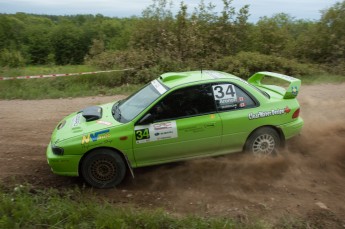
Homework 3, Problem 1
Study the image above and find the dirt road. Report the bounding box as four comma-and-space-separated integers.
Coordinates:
1, 84, 345, 227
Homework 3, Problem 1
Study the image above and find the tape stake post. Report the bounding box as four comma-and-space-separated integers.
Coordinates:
0, 68, 134, 81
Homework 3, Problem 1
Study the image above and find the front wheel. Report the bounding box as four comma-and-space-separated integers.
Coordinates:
244, 127, 281, 157
81, 149, 126, 188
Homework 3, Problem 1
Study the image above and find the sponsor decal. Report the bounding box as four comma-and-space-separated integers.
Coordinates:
81, 129, 110, 144
135, 121, 178, 144
71, 113, 82, 127
210, 114, 216, 119
291, 86, 298, 95
239, 103, 246, 108
248, 107, 290, 120
151, 79, 167, 94
96, 120, 112, 126
221, 104, 238, 109
212, 84, 237, 108
238, 97, 244, 102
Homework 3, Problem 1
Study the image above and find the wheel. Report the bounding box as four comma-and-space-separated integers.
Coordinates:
244, 127, 281, 157
81, 149, 126, 188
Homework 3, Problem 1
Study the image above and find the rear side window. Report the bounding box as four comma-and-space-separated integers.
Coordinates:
212, 83, 256, 111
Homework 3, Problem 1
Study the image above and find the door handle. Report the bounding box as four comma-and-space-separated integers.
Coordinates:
204, 122, 216, 128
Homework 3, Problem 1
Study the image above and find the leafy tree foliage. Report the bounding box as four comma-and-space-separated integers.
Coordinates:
0, 0, 344, 77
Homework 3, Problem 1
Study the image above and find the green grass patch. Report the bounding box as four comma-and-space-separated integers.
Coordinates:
0, 65, 100, 78
0, 65, 142, 99
0, 183, 266, 229
0, 72, 142, 99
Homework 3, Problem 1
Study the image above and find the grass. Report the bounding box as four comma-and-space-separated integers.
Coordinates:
0, 75, 142, 99
0, 183, 267, 229
0, 65, 100, 77
0, 65, 344, 100
0, 67, 142, 99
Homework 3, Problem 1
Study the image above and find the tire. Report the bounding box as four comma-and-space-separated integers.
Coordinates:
81, 149, 126, 188
244, 127, 281, 157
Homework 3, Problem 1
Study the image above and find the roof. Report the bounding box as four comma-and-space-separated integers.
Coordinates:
158, 70, 240, 88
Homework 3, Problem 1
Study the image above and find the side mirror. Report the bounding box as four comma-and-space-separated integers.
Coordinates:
138, 113, 153, 125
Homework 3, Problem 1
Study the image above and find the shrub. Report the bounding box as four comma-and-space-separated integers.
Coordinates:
213, 52, 324, 78
89, 50, 325, 84
88, 49, 186, 84
0, 49, 26, 67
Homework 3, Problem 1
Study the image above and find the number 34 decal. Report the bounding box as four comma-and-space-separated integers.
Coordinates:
212, 84, 236, 100
135, 128, 150, 140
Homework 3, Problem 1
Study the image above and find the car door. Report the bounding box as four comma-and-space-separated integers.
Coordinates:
212, 82, 259, 153
132, 83, 222, 167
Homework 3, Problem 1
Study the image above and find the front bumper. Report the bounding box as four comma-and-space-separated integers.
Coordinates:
279, 117, 304, 139
46, 142, 82, 177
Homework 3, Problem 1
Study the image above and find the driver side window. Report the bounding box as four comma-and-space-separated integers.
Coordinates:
149, 84, 216, 122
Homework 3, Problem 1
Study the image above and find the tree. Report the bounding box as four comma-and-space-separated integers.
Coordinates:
51, 22, 92, 65
319, 1, 345, 63
252, 13, 295, 56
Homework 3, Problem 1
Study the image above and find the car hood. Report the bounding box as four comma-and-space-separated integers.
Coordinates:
51, 102, 122, 143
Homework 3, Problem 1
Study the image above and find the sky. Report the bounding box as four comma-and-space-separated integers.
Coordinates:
0, 0, 341, 22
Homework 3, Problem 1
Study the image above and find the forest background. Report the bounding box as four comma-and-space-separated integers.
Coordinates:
0, 0, 344, 98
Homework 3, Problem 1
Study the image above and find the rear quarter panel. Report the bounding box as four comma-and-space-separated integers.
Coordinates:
218, 79, 301, 152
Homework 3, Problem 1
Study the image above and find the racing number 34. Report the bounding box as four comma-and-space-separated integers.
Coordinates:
213, 84, 236, 99
135, 128, 150, 140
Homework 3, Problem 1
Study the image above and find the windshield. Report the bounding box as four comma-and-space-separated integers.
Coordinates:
112, 82, 163, 123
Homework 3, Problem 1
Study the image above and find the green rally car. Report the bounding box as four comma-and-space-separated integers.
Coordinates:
47, 70, 303, 188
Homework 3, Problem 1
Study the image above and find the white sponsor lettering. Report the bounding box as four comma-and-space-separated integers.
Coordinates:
151, 79, 167, 95
248, 108, 287, 120
71, 113, 82, 127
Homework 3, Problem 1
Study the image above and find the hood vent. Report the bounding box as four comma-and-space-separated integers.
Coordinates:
80, 106, 102, 122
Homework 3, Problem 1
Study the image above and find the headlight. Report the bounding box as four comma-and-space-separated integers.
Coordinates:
52, 144, 64, 155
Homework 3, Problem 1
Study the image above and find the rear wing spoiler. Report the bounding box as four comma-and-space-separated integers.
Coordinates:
248, 71, 301, 99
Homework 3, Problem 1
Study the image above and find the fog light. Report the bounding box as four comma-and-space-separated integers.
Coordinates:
52, 145, 64, 155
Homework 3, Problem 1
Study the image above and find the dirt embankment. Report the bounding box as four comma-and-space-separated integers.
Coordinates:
1, 84, 345, 227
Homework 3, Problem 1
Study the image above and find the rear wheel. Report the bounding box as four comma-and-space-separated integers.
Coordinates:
81, 149, 126, 188
245, 127, 281, 157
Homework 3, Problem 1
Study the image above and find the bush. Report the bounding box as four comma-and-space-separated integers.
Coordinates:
89, 50, 325, 84
323, 62, 345, 75
88, 49, 188, 84
213, 52, 324, 78
0, 49, 26, 67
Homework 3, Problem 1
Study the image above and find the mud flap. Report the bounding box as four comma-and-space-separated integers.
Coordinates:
123, 154, 135, 178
